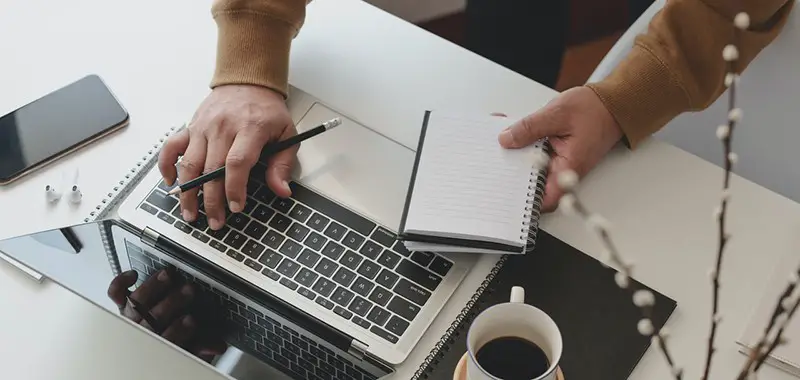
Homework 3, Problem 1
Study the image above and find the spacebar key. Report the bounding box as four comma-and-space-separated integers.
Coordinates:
289, 182, 376, 236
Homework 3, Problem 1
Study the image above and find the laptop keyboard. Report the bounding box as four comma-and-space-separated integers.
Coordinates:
124, 241, 377, 380
137, 163, 454, 346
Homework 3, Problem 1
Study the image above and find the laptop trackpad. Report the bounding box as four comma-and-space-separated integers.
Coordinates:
292, 102, 415, 230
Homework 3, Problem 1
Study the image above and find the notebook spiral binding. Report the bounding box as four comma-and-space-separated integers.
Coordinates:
411, 139, 552, 379
87, 124, 184, 276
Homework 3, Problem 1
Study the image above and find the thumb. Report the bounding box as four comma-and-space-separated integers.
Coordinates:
498, 108, 562, 149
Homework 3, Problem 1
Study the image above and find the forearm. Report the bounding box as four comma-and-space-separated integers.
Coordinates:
210, 0, 310, 98
586, 0, 794, 148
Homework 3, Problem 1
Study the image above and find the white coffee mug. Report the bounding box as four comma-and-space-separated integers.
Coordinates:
464, 286, 563, 380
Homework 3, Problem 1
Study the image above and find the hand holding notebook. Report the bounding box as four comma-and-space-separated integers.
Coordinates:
398, 111, 549, 254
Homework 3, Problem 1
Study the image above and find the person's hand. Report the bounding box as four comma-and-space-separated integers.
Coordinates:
159, 85, 297, 230
498, 86, 623, 212
107, 268, 227, 362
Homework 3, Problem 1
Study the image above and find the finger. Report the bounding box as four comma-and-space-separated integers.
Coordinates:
542, 155, 572, 213
192, 339, 228, 358
226, 130, 266, 213
266, 125, 298, 198
203, 133, 235, 230
158, 129, 190, 186
161, 315, 197, 347
145, 284, 195, 331
498, 108, 563, 149
177, 137, 207, 222
107, 270, 138, 308
130, 268, 173, 310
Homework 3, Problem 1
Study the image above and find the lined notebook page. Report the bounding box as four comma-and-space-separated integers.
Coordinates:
404, 112, 541, 247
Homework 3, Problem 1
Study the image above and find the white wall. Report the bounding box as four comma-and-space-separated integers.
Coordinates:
365, 0, 465, 23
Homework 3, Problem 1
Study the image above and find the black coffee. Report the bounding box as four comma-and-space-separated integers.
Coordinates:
475, 336, 550, 380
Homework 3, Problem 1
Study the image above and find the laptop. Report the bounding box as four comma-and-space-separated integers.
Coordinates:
0, 87, 477, 379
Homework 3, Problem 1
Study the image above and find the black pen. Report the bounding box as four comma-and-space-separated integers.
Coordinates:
168, 117, 341, 196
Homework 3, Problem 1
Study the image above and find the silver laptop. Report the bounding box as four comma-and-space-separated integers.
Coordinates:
1, 87, 477, 379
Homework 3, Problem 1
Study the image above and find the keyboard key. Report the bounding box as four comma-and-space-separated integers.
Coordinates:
359, 241, 383, 260
290, 183, 377, 236
207, 225, 230, 240
318, 361, 336, 377
140, 203, 159, 215
253, 186, 275, 204
351, 277, 375, 297
242, 240, 266, 259
268, 213, 292, 232
147, 191, 178, 212
342, 231, 365, 250
315, 258, 338, 277
429, 256, 453, 276
228, 213, 251, 231
246, 180, 260, 195
174, 221, 192, 234
189, 214, 209, 231
288, 204, 312, 222
277, 260, 301, 277
279, 239, 303, 258
347, 297, 373, 317
244, 197, 258, 214
366, 307, 391, 326
388, 296, 420, 321
315, 296, 335, 310
385, 316, 410, 337
394, 278, 431, 306
376, 270, 399, 289
226, 249, 246, 262
287, 223, 310, 242
356, 260, 380, 280
353, 316, 371, 329
339, 250, 363, 270
262, 229, 285, 249
295, 268, 318, 287
396, 259, 441, 291
321, 241, 346, 260
280, 277, 299, 291
410, 251, 435, 267
323, 222, 346, 241
272, 197, 294, 214
209, 240, 226, 253
297, 287, 315, 300
297, 249, 321, 268
308, 213, 330, 232
312, 277, 336, 297
158, 180, 175, 192
158, 212, 176, 224
192, 231, 211, 243
262, 268, 280, 281
252, 205, 275, 223
304, 232, 328, 251
377, 250, 401, 269
331, 287, 355, 307
223, 231, 247, 250
249, 162, 267, 183
333, 267, 357, 287
333, 306, 354, 320
368, 286, 392, 307
371, 227, 396, 247
258, 249, 283, 269
245, 259, 264, 272
393, 241, 411, 257
243, 221, 268, 240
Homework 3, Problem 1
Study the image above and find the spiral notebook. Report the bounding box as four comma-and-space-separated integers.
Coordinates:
398, 111, 548, 254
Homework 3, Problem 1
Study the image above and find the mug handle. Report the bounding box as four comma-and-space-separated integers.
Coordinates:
510, 286, 525, 303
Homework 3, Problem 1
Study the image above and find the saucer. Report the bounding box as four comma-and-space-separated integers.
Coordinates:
453, 352, 564, 380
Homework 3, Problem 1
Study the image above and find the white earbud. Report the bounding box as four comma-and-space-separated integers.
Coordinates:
68, 184, 82, 204
45, 184, 62, 203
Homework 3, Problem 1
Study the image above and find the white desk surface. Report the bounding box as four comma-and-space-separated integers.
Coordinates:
1, 0, 798, 379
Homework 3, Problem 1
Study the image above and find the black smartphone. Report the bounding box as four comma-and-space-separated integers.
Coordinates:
0, 74, 129, 185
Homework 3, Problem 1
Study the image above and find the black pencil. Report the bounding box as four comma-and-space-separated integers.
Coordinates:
168, 117, 342, 196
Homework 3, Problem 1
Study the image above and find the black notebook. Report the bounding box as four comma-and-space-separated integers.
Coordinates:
398, 111, 549, 254
411, 231, 677, 379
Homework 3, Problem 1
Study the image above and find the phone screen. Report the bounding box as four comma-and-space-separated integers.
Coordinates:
0, 74, 129, 182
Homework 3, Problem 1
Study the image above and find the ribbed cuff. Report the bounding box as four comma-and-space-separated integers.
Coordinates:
211, 11, 294, 98
585, 43, 691, 149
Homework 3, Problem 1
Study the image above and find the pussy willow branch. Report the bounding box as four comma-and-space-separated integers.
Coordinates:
562, 194, 683, 380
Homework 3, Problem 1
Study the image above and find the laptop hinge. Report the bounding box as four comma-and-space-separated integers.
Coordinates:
141, 227, 160, 248
348, 339, 368, 360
